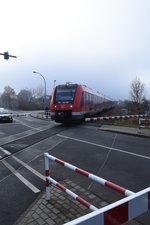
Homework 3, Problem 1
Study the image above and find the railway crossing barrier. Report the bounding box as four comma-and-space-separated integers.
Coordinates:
85, 114, 148, 122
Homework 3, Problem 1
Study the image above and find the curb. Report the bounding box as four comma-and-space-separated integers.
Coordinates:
99, 127, 150, 138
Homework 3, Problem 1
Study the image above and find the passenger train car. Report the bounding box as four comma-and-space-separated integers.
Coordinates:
50, 83, 113, 123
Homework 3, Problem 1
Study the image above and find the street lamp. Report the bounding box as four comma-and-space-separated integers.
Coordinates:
33, 71, 46, 110
54, 80, 56, 89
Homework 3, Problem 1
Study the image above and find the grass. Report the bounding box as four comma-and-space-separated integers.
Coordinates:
98, 118, 140, 128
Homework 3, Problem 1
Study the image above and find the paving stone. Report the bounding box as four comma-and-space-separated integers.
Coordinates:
36, 217, 45, 225
46, 218, 55, 225
15, 179, 146, 225
100, 201, 108, 207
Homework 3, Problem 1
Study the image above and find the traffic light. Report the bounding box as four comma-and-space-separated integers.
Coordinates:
0, 51, 17, 60
4, 52, 9, 60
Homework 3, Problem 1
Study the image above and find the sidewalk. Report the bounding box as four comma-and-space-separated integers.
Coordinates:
14, 180, 145, 225
14, 123, 150, 225
99, 125, 150, 138
14, 180, 109, 225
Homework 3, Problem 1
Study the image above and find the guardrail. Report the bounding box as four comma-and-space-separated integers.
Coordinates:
44, 153, 150, 224
44, 153, 134, 212
64, 187, 150, 225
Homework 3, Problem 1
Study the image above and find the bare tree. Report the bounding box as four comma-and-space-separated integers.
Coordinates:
130, 77, 145, 104
1, 86, 16, 109
30, 84, 44, 99
17, 89, 32, 109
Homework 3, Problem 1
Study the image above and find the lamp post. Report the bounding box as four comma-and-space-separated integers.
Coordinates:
33, 71, 46, 111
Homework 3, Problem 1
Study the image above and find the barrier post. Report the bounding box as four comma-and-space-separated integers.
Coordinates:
44, 152, 50, 200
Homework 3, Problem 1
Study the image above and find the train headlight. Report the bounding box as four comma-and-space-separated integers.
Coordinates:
54, 105, 57, 108
70, 105, 73, 108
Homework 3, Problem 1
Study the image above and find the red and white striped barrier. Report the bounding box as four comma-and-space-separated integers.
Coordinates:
64, 187, 150, 225
44, 153, 134, 197
47, 176, 98, 211
85, 114, 148, 122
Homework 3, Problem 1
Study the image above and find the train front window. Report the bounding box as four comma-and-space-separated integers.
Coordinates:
55, 84, 77, 103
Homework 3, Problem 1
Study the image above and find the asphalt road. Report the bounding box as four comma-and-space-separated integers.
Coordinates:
0, 114, 150, 224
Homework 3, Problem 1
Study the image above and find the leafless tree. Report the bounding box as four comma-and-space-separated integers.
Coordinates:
130, 77, 145, 104
1, 86, 16, 109
30, 84, 44, 99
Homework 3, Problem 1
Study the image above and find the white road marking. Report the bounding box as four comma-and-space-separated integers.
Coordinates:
57, 134, 150, 160
12, 155, 45, 181
0, 128, 43, 146
0, 146, 45, 180
15, 119, 42, 131
24, 118, 33, 122
0, 146, 11, 155
2, 160, 40, 193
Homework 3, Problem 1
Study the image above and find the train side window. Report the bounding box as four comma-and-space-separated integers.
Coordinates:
80, 92, 84, 106
85, 92, 88, 104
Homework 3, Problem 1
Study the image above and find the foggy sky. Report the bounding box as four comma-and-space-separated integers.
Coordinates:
1, 0, 150, 100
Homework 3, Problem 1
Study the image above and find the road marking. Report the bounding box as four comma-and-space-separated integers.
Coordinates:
57, 134, 150, 160
0, 145, 45, 180
0, 129, 42, 146
2, 160, 40, 193
0, 146, 11, 155
24, 118, 33, 122
12, 155, 45, 181
14, 118, 42, 131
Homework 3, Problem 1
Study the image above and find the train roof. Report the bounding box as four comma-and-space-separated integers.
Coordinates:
55, 83, 112, 101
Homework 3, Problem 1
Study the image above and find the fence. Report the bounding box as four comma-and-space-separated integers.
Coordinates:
44, 153, 150, 224
85, 114, 148, 122
64, 187, 150, 225
44, 153, 135, 213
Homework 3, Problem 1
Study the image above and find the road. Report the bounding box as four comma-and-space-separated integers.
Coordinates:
0, 114, 150, 224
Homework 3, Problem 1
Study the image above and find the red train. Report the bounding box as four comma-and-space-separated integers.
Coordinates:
50, 83, 113, 123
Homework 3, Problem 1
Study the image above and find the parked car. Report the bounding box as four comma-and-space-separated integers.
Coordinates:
0, 108, 13, 123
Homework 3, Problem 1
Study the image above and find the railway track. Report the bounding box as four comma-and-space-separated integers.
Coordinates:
0, 124, 68, 160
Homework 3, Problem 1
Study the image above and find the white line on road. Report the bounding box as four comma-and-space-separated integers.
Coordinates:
57, 134, 150, 160
12, 155, 45, 181
14, 118, 42, 131
0, 146, 11, 155
2, 160, 40, 193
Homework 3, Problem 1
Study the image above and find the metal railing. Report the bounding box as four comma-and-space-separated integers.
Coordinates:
44, 153, 134, 212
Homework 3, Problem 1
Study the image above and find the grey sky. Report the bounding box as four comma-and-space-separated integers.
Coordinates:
1, 0, 150, 100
